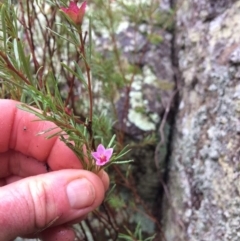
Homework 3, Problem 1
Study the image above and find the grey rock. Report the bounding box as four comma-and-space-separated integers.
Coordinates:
163, 0, 240, 241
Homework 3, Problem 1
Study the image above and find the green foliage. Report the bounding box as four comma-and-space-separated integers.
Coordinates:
0, 0, 133, 172
147, 33, 163, 45
119, 222, 156, 241
108, 194, 126, 210
0, 0, 173, 239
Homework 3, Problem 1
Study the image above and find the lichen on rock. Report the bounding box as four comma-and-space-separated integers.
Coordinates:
163, 0, 240, 241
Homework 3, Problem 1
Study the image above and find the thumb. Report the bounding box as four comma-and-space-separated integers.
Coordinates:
0, 169, 105, 240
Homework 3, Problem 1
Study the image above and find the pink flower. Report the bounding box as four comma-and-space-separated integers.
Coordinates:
92, 144, 113, 166
60, 1, 86, 25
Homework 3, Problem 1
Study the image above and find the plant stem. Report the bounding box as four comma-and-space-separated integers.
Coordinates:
78, 31, 95, 150
79, 32, 93, 122
0, 51, 31, 85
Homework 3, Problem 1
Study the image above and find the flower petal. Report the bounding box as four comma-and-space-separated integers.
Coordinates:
105, 148, 113, 161
91, 151, 100, 161
69, 1, 80, 14
79, 1, 87, 13
96, 159, 106, 166
92, 144, 114, 166
97, 144, 105, 153
76, 1, 87, 23
60, 1, 86, 25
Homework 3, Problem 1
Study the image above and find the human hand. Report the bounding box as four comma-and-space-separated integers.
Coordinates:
0, 99, 109, 241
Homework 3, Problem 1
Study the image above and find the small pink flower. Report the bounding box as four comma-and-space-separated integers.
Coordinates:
92, 144, 113, 166
60, 1, 86, 25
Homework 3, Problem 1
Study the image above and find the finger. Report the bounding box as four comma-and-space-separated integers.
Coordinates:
0, 152, 110, 192
0, 151, 47, 178
0, 100, 82, 169
98, 170, 110, 191
47, 138, 82, 170
64, 215, 88, 226
0, 100, 58, 160
22, 225, 76, 241
0, 99, 17, 152
3, 170, 109, 199
0, 169, 105, 240
0, 154, 109, 192
0, 100, 109, 190
39, 225, 76, 241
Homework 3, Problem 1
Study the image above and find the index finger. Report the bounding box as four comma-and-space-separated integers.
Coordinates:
0, 99, 82, 170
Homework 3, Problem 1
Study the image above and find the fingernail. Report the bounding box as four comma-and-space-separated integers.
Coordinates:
67, 178, 95, 209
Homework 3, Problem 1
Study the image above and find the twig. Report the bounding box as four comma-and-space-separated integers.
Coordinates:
78, 31, 95, 150
0, 51, 31, 85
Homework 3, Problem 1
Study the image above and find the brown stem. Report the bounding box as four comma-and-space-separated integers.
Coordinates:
78, 31, 95, 150
78, 222, 88, 240
85, 219, 97, 241
102, 203, 119, 240
64, 75, 75, 107
19, 0, 42, 87
79, 32, 93, 122
113, 165, 165, 239
0, 51, 31, 85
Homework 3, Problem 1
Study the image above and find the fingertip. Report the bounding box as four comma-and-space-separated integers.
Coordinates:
47, 139, 83, 170
98, 170, 110, 192
40, 225, 76, 241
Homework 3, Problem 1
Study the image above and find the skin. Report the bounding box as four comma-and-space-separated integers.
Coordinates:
0, 99, 109, 240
